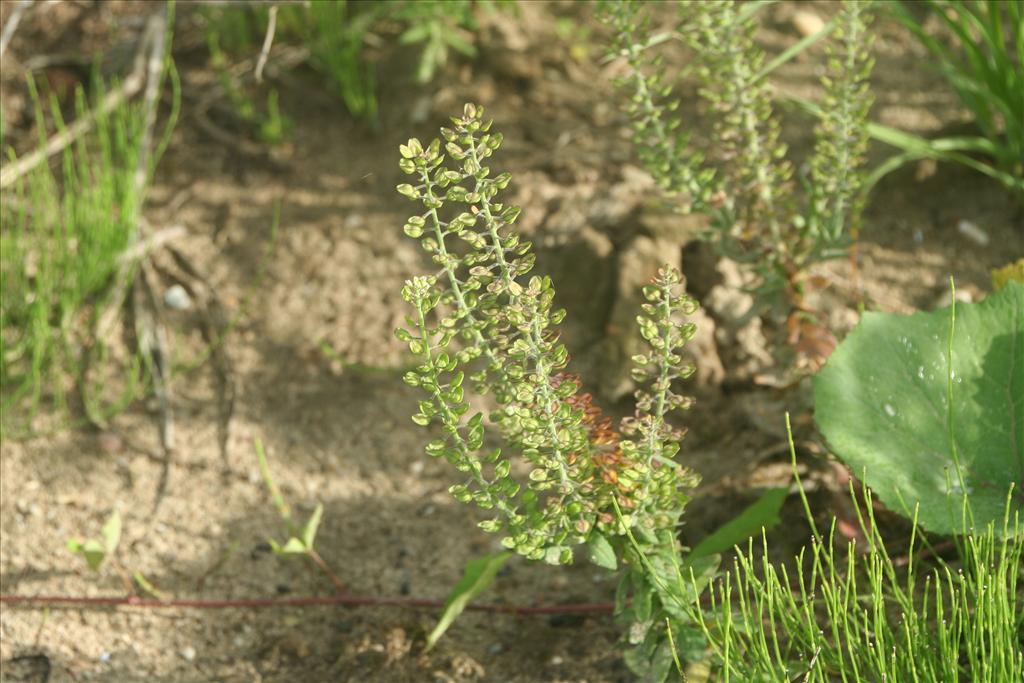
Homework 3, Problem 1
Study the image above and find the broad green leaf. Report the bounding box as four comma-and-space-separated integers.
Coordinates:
586, 531, 618, 570
425, 552, 511, 651
690, 488, 788, 559
633, 584, 653, 623
815, 282, 1024, 536
624, 628, 676, 683
671, 623, 710, 671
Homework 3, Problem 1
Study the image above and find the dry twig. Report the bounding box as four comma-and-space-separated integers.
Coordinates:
0, 592, 615, 616
129, 5, 169, 210
165, 246, 237, 475
116, 224, 187, 265
133, 260, 175, 517
95, 7, 170, 344
0, 8, 155, 190
254, 4, 279, 83
0, 0, 33, 59
116, 6, 174, 510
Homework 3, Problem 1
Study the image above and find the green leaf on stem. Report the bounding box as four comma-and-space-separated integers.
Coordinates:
426, 552, 511, 651
689, 487, 787, 559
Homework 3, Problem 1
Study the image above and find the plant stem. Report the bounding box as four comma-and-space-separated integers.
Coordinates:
468, 141, 573, 490
0, 592, 614, 615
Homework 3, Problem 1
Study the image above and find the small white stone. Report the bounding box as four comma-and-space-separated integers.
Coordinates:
957, 219, 989, 246
410, 95, 432, 124
792, 10, 825, 38
181, 646, 196, 662
164, 284, 192, 310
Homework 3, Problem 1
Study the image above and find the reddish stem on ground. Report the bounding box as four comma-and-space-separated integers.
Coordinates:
0, 592, 614, 616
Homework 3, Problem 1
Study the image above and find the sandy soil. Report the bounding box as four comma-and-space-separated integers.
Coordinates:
1, 2, 1021, 682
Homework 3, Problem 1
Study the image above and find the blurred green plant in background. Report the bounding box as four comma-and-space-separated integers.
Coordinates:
602, 0, 875, 369
201, 0, 505, 127
1, 4, 178, 436
1, 64, 178, 435
889, 0, 1023, 195
395, 0, 481, 84
279, 1, 379, 121
206, 23, 292, 145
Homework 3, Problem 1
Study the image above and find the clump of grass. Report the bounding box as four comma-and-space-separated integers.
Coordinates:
690, 489, 1022, 681
1, 74, 162, 434
890, 0, 1024, 195
201, 0, 497, 126
627, 417, 1024, 682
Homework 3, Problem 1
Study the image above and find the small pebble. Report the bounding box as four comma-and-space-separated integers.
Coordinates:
957, 219, 989, 246
548, 613, 585, 629
550, 655, 564, 666
278, 634, 310, 659
181, 646, 196, 662
97, 432, 123, 455
488, 643, 504, 655
250, 542, 272, 559
792, 10, 825, 38
99, 651, 111, 663
164, 284, 193, 310
410, 95, 432, 124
